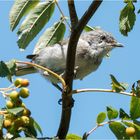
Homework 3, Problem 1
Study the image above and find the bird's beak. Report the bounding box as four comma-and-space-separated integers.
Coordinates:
113, 42, 124, 48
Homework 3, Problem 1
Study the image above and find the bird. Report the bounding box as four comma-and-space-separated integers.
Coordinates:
16, 28, 123, 84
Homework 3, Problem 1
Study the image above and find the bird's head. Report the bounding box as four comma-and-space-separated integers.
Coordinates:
83, 28, 123, 58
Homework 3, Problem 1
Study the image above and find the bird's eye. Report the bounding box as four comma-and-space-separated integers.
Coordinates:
101, 35, 106, 40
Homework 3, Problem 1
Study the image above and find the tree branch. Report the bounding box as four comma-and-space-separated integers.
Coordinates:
57, 0, 103, 139
71, 88, 136, 97
68, 0, 78, 29
65, 0, 103, 87
16, 61, 66, 89
83, 119, 134, 139
83, 120, 119, 139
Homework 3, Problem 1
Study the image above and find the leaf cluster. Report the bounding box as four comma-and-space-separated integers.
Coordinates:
0, 79, 42, 139
119, 0, 140, 36
95, 93, 140, 139
9, 0, 66, 52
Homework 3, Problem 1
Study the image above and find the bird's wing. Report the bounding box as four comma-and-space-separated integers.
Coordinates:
34, 43, 67, 74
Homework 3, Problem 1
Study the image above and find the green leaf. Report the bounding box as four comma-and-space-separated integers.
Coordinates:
130, 96, 140, 119
131, 81, 140, 97
119, 108, 130, 120
17, 0, 55, 49
123, 121, 140, 130
32, 118, 43, 136
119, 2, 136, 36
107, 106, 118, 120
124, 0, 137, 3
109, 122, 129, 139
0, 60, 17, 81
24, 126, 37, 138
6, 59, 17, 81
96, 112, 106, 124
133, 120, 140, 138
33, 19, 66, 54
0, 115, 4, 130
84, 25, 95, 32
0, 61, 11, 77
6, 59, 16, 73
9, 0, 39, 31
66, 134, 82, 140
138, 9, 140, 14
7, 107, 24, 116
110, 74, 126, 92
25, 117, 42, 137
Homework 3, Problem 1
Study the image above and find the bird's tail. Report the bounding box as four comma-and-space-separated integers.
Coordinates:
15, 63, 37, 76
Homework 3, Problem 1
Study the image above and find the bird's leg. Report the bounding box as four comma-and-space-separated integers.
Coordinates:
60, 66, 79, 79
52, 83, 63, 105
52, 83, 63, 92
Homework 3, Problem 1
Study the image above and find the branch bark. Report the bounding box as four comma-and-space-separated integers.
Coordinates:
68, 0, 78, 29
57, 1, 103, 139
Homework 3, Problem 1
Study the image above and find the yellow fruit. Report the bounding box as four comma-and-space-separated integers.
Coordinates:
21, 116, 30, 126
126, 127, 135, 136
6, 100, 14, 108
9, 91, 19, 100
21, 103, 26, 108
3, 119, 12, 128
21, 79, 29, 87
14, 78, 29, 87
14, 78, 22, 87
19, 88, 29, 98
23, 108, 31, 116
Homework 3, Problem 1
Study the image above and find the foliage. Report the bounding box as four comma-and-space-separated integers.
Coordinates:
66, 134, 82, 140
0, 78, 42, 139
110, 74, 127, 92
119, 0, 140, 36
9, 0, 40, 31
82, 76, 140, 139
96, 112, 106, 124
94, 92, 140, 139
33, 18, 66, 54
9, 0, 65, 51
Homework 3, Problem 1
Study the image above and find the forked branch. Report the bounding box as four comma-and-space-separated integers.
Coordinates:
57, 0, 103, 139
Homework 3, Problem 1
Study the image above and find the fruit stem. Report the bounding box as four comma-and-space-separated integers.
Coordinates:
16, 61, 66, 90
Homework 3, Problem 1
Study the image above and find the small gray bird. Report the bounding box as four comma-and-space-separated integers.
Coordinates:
16, 28, 123, 83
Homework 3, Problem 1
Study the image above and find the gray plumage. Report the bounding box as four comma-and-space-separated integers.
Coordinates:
16, 29, 123, 83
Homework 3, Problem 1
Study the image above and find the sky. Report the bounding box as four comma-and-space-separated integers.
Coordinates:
0, 0, 140, 139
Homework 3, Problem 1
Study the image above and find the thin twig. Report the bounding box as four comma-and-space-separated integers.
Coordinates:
83, 120, 121, 139
0, 91, 9, 98
0, 84, 17, 92
83, 119, 136, 139
71, 88, 135, 97
16, 61, 66, 90
55, 0, 71, 29
0, 110, 7, 115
